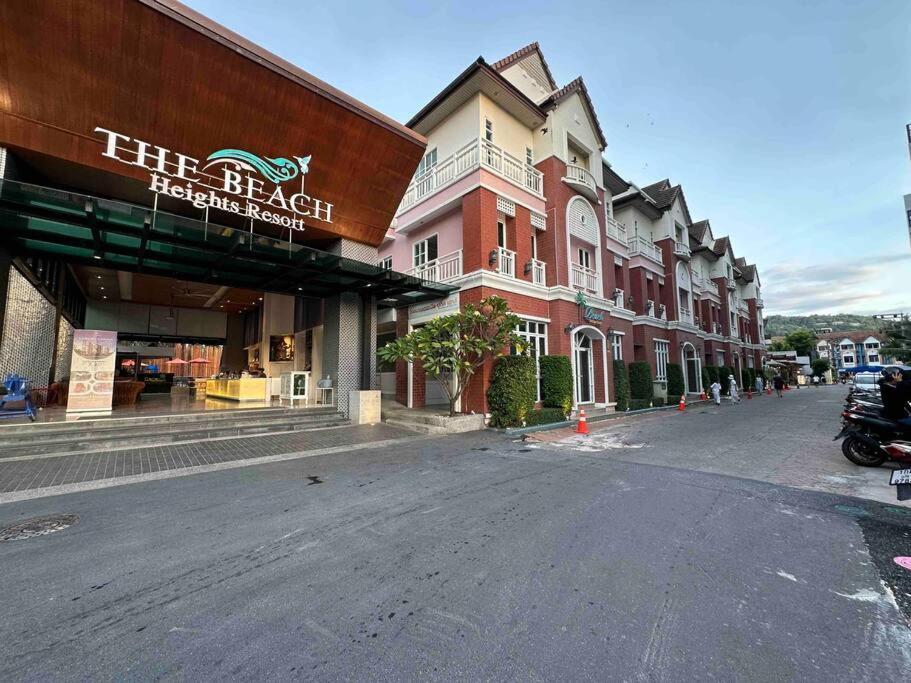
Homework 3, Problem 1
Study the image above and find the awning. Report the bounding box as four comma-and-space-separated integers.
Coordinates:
0, 180, 454, 308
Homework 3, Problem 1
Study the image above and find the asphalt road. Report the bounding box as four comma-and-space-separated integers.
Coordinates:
1, 390, 911, 680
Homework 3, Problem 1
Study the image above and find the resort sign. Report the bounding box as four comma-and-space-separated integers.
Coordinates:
94, 127, 333, 232
575, 291, 605, 323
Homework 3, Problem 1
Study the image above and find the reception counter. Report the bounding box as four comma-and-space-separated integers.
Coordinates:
206, 377, 269, 401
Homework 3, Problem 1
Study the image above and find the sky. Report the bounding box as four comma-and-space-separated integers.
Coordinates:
184, 0, 911, 317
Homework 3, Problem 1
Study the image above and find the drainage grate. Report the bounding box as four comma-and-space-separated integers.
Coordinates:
0, 514, 79, 541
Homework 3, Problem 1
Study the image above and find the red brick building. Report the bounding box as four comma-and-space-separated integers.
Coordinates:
378, 44, 767, 413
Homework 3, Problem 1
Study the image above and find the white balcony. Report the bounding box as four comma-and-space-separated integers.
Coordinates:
703, 279, 719, 296
756, 297, 764, 308
627, 234, 663, 265
679, 306, 693, 325
563, 164, 599, 202
606, 216, 627, 243
398, 138, 543, 214
725, 276, 736, 290
407, 249, 463, 283
674, 241, 691, 260
496, 246, 516, 278
530, 258, 546, 286
571, 263, 599, 295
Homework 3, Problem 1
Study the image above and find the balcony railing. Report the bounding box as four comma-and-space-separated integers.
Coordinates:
530, 258, 546, 286
398, 138, 543, 214
627, 234, 663, 265
703, 279, 719, 296
606, 216, 627, 243
725, 276, 736, 290
407, 249, 463, 283
571, 263, 599, 295
565, 164, 596, 193
497, 246, 516, 278
674, 241, 691, 259
679, 306, 693, 325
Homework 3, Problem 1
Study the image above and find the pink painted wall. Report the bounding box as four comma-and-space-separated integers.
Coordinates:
379, 208, 463, 272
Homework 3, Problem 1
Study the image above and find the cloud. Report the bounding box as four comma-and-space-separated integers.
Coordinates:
762, 253, 911, 315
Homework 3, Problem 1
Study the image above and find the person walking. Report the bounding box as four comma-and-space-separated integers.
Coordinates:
773, 373, 785, 398
754, 374, 764, 394
729, 374, 741, 404
710, 379, 722, 406
812, 375, 820, 387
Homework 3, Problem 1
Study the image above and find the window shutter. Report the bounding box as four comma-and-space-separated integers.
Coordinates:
568, 197, 598, 244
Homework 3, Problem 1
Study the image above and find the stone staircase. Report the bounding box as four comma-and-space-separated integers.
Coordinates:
0, 406, 348, 459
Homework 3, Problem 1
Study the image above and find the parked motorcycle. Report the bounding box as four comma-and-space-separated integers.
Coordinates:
834, 408, 911, 466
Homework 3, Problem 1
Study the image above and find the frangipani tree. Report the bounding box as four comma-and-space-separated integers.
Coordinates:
378, 296, 523, 417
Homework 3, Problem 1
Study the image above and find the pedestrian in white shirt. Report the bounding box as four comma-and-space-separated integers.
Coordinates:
729, 374, 741, 404
710, 380, 721, 406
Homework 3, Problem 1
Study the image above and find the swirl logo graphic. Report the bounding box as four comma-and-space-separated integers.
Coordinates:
203, 149, 311, 184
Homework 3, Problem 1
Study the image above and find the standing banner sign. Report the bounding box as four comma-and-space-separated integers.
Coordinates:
67, 330, 117, 413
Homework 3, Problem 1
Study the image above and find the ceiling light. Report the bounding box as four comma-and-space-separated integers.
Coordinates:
102, 295, 107, 299
92, 249, 102, 260
96, 275, 102, 280
99, 286, 104, 291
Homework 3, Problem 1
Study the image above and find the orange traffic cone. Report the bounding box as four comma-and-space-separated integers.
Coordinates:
576, 408, 589, 435
678, 395, 686, 412
699, 390, 707, 400
766, 386, 772, 395
747, 389, 752, 400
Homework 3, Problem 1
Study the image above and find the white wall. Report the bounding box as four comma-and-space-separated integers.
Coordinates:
423, 95, 481, 162
499, 62, 551, 103
546, 92, 604, 187
478, 93, 536, 162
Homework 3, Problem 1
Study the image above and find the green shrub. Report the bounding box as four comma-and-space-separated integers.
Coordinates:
652, 396, 666, 407
718, 366, 732, 395
701, 366, 711, 393
487, 355, 536, 428
524, 407, 568, 427
746, 368, 756, 390
628, 362, 653, 402
706, 365, 719, 384
539, 355, 573, 415
629, 398, 651, 411
666, 363, 685, 400
613, 359, 630, 412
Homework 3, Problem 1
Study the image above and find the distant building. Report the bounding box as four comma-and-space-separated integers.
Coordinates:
815, 330, 895, 373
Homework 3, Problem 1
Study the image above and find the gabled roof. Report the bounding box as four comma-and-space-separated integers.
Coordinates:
641, 179, 693, 225
738, 263, 757, 282
818, 330, 882, 344
539, 76, 608, 149
689, 219, 712, 243
711, 236, 735, 260
602, 162, 631, 196
406, 57, 546, 133
491, 41, 558, 91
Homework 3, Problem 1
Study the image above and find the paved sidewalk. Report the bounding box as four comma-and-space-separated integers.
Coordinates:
0, 424, 418, 500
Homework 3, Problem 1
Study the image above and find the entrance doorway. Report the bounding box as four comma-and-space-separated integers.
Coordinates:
574, 332, 595, 405
683, 342, 700, 394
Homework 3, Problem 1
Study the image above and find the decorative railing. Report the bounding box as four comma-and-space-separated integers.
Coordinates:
605, 216, 627, 243
497, 246, 516, 278
571, 263, 599, 294
565, 164, 596, 193
398, 138, 543, 214
679, 306, 693, 325
674, 242, 691, 258
627, 234, 663, 265
407, 249, 462, 283
530, 258, 546, 286
703, 279, 719, 296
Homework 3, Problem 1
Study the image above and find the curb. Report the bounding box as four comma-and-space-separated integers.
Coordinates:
504, 399, 714, 437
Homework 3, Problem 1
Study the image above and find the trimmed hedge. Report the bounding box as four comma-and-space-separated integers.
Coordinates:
539, 355, 573, 415
524, 407, 567, 427
718, 366, 732, 395
701, 366, 711, 393
629, 398, 651, 411
613, 359, 630, 412
487, 355, 536, 428
652, 396, 666, 407
629, 362, 654, 402
706, 365, 720, 384
666, 363, 685, 400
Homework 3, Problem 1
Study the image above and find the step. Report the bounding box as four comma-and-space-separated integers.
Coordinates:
0, 412, 348, 459
0, 406, 337, 436
383, 418, 451, 435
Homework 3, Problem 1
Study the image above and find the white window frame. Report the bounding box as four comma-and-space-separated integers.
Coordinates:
514, 320, 548, 402
531, 231, 538, 259
497, 220, 507, 249
869, 354, 880, 363
412, 234, 438, 269
526, 147, 533, 166
611, 333, 623, 361
655, 340, 670, 381
378, 256, 392, 271
485, 118, 494, 142
415, 148, 437, 176
578, 248, 591, 270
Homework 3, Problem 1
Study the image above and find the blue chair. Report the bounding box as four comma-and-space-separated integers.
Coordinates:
0, 374, 37, 421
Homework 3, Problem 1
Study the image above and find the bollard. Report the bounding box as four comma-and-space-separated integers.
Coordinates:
576, 408, 589, 435
678, 395, 686, 412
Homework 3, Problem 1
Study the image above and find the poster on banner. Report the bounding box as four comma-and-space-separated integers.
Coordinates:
67, 330, 118, 413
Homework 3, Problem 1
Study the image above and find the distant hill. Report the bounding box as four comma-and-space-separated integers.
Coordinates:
764, 314, 879, 338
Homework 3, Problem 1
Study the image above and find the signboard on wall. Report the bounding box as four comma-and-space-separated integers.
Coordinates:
409, 293, 460, 325
67, 330, 117, 413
